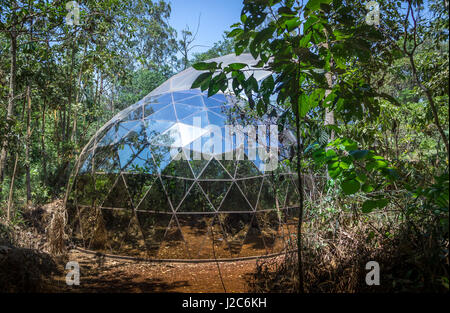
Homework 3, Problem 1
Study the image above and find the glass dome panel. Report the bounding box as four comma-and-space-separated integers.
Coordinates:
66, 54, 299, 260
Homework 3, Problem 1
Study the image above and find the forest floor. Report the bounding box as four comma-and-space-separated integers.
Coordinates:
1, 200, 282, 293
49, 249, 281, 293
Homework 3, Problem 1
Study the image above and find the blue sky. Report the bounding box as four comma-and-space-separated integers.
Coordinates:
168, 0, 244, 57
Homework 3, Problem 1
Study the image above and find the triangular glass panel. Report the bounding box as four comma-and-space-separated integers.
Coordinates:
101, 175, 133, 209
137, 176, 172, 213
176, 214, 215, 259
144, 102, 171, 117
157, 215, 189, 259
178, 122, 210, 147
210, 93, 227, 104
101, 208, 133, 255
96, 124, 117, 147
144, 93, 173, 113
255, 211, 285, 254
199, 158, 231, 180
160, 177, 193, 210
154, 93, 173, 104
93, 173, 120, 207
197, 215, 232, 259
175, 95, 204, 107
161, 156, 194, 178
236, 177, 263, 210
118, 143, 140, 169
198, 180, 232, 210
121, 145, 157, 174
188, 158, 209, 178
154, 123, 209, 148
235, 159, 262, 178
174, 103, 202, 120
180, 110, 209, 129
125, 107, 143, 121
218, 159, 237, 178
177, 182, 215, 212
145, 119, 175, 141
78, 206, 100, 247
123, 174, 157, 208
120, 213, 147, 258
256, 177, 277, 211
204, 96, 225, 108
217, 213, 253, 257
136, 211, 172, 258
218, 182, 253, 212
241, 214, 268, 257
172, 91, 198, 103
146, 103, 176, 122
150, 145, 175, 173
94, 146, 121, 173
207, 111, 227, 127
136, 212, 172, 257
188, 133, 213, 159
150, 123, 181, 147
121, 121, 147, 147
116, 121, 137, 140
74, 174, 96, 206
285, 178, 300, 208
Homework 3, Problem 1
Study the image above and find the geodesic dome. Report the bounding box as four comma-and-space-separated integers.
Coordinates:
66, 54, 300, 260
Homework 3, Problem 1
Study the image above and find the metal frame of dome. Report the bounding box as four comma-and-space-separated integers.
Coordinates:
65, 54, 300, 261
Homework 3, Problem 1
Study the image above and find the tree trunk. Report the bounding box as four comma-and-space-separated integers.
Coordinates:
0, 25, 17, 194
25, 86, 32, 205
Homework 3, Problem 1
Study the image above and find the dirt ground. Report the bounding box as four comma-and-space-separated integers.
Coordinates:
50, 249, 284, 293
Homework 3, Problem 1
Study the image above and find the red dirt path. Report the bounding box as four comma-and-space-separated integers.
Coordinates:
51, 249, 283, 293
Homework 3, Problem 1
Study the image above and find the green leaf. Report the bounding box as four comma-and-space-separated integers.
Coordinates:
208, 73, 227, 97
326, 149, 337, 158
361, 183, 374, 193
228, 28, 243, 38
278, 6, 296, 16
305, 0, 332, 12
362, 198, 388, 213
299, 93, 309, 117
342, 139, 358, 151
256, 99, 267, 116
192, 61, 217, 71
253, 26, 275, 47
362, 200, 377, 213
329, 167, 342, 178
284, 18, 301, 32
246, 75, 259, 93
304, 15, 319, 31
228, 63, 247, 70
191, 72, 212, 89
260, 75, 274, 93
341, 179, 360, 195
